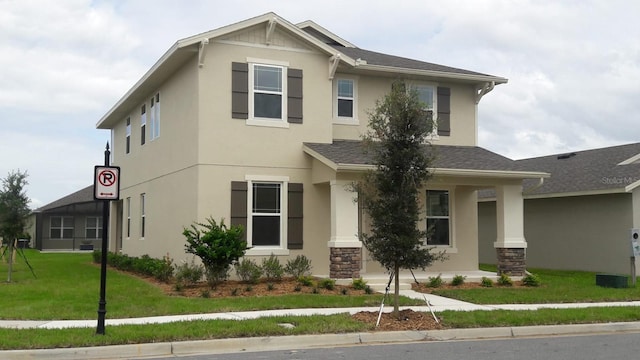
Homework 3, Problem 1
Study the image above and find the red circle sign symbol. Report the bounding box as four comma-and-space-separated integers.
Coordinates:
98, 170, 117, 187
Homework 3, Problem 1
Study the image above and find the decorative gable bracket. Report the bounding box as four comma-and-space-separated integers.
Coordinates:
476, 81, 495, 104
198, 38, 209, 68
329, 54, 341, 80
266, 17, 277, 45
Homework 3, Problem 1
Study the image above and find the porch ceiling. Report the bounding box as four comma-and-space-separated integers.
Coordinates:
303, 140, 549, 181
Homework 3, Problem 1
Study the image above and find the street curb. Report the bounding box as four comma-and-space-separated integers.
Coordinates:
4, 322, 640, 359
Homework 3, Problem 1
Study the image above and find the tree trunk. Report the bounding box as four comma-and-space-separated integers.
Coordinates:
393, 263, 400, 319
6, 239, 14, 282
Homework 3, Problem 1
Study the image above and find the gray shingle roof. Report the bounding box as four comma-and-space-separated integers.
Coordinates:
304, 140, 527, 172
516, 143, 640, 196
34, 185, 95, 212
331, 45, 494, 77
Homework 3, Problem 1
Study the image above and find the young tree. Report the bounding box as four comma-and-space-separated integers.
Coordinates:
0, 170, 30, 282
357, 80, 444, 317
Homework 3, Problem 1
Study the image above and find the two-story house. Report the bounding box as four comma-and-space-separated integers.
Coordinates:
96, 13, 548, 279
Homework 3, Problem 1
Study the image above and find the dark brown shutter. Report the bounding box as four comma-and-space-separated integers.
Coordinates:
231, 62, 249, 119
287, 183, 303, 249
230, 181, 247, 242
287, 68, 303, 124
437, 87, 451, 136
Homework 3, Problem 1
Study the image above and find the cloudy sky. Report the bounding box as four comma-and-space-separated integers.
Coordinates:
1, 0, 639, 209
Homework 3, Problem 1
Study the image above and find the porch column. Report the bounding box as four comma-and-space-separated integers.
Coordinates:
494, 184, 527, 276
328, 180, 362, 279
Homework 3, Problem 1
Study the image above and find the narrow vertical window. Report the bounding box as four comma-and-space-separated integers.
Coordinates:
140, 104, 146, 145
140, 193, 146, 238
337, 79, 354, 117
125, 117, 131, 154
126, 197, 131, 238
426, 190, 450, 246
150, 93, 160, 140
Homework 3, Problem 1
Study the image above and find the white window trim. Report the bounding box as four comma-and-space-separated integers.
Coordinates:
247, 58, 289, 129
425, 188, 456, 252
50, 216, 74, 240
333, 76, 359, 125
408, 81, 439, 139
244, 175, 290, 256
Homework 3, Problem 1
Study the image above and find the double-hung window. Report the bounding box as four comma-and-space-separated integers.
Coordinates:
140, 105, 146, 145
50, 216, 74, 239
150, 93, 160, 140
334, 78, 358, 124
426, 190, 450, 246
247, 60, 288, 127
85, 217, 102, 239
125, 117, 131, 154
412, 84, 437, 133
250, 182, 283, 247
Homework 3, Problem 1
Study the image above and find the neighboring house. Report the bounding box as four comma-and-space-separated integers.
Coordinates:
479, 143, 640, 275
96, 12, 547, 279
30, 186, 103, 251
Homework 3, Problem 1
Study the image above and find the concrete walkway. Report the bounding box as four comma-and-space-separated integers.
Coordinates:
3, 290, 640, 330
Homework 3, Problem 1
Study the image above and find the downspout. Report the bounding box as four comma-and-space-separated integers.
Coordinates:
523, 177, 545, 195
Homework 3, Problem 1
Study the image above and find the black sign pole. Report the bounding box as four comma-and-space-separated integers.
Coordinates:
96, 143, 111, 335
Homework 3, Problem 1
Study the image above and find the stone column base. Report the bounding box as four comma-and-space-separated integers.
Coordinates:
496, 248, 526, 276
329, 247, 361, 279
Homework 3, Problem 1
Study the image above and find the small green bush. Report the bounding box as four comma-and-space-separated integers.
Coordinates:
352, 277, 368, 290
522, 273, 541, 287
297, 275, 314, 287
175, 258, 204, 286
284, 255, 312, 278
200, 290, 210, 298
205, 266, 229, 289
428, 275, 444, 288
234, 258, 263, 284
294, 285, 302, 292
480, 277, 493, 287
318, 278, 336, 290
451, 274, 466, 286
311, 287, 320, 294
244, 285, 253, 293
262, 254, 284, 281
230, 288, 239, 296
92, 250, 101, 263
498, 273, 513, 286
341, 288, 349, 295
267, 283, 275, 291
364, 286, 374, 294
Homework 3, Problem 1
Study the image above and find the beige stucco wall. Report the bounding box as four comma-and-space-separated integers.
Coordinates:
479, 193, 635, 274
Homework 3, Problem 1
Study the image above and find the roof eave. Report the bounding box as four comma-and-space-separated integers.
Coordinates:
432, 168, 549, 179
353, 64, 508, 84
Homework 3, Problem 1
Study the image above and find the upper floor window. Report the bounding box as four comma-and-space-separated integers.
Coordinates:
413, 84, 435, 113
125, 117, 131, 154
140, 104, 146, 145
334, 78, 358, 124
250, 64, 286, 122
426, 190, 450, 246
150, 93, 160, 140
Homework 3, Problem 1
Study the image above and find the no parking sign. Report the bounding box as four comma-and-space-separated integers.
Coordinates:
94, 166, 120, 200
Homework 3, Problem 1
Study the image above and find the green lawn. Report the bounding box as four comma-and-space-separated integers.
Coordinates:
0, 250, 416, 320
3, 251, 640, 351
431, 264, 640, 304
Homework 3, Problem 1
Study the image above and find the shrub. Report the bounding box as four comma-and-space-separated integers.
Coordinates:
352, 277, 368, 290
244, 285, 253, 293
364, 286, 374, 294
451, 274, 466, 286
294, 285, 302, 292
522, 273, 541, 287
267, 283, 275, 291
200, 290, 210, 298
175, 258, 204, 286
284, 255, 312, 278
297, 275, 314, 287
427, 275, 444, 288
261, 254, 284, 281
153, 254, 174, 283
318, 278, 335, 290
231, 288, 239, 296
341, 288, 349, 295
480, 277, 493, 287
183, 217, 246, 288
92, 250, 101, 264
498, 273, 513, 286
234, 258, 263, 284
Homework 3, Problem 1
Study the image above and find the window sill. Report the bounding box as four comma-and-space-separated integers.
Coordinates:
246, 119, 290, 129
333, 117, 359, 126
245, 247, 290, 256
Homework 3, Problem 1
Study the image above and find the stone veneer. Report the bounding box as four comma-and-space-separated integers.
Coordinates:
329, 247, 361, 279
496, 248, 526, 276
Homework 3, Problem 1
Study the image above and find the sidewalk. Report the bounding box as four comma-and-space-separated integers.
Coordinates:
3, 291, 640, 359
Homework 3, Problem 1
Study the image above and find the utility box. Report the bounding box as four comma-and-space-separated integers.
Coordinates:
596, 274, 628, 288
